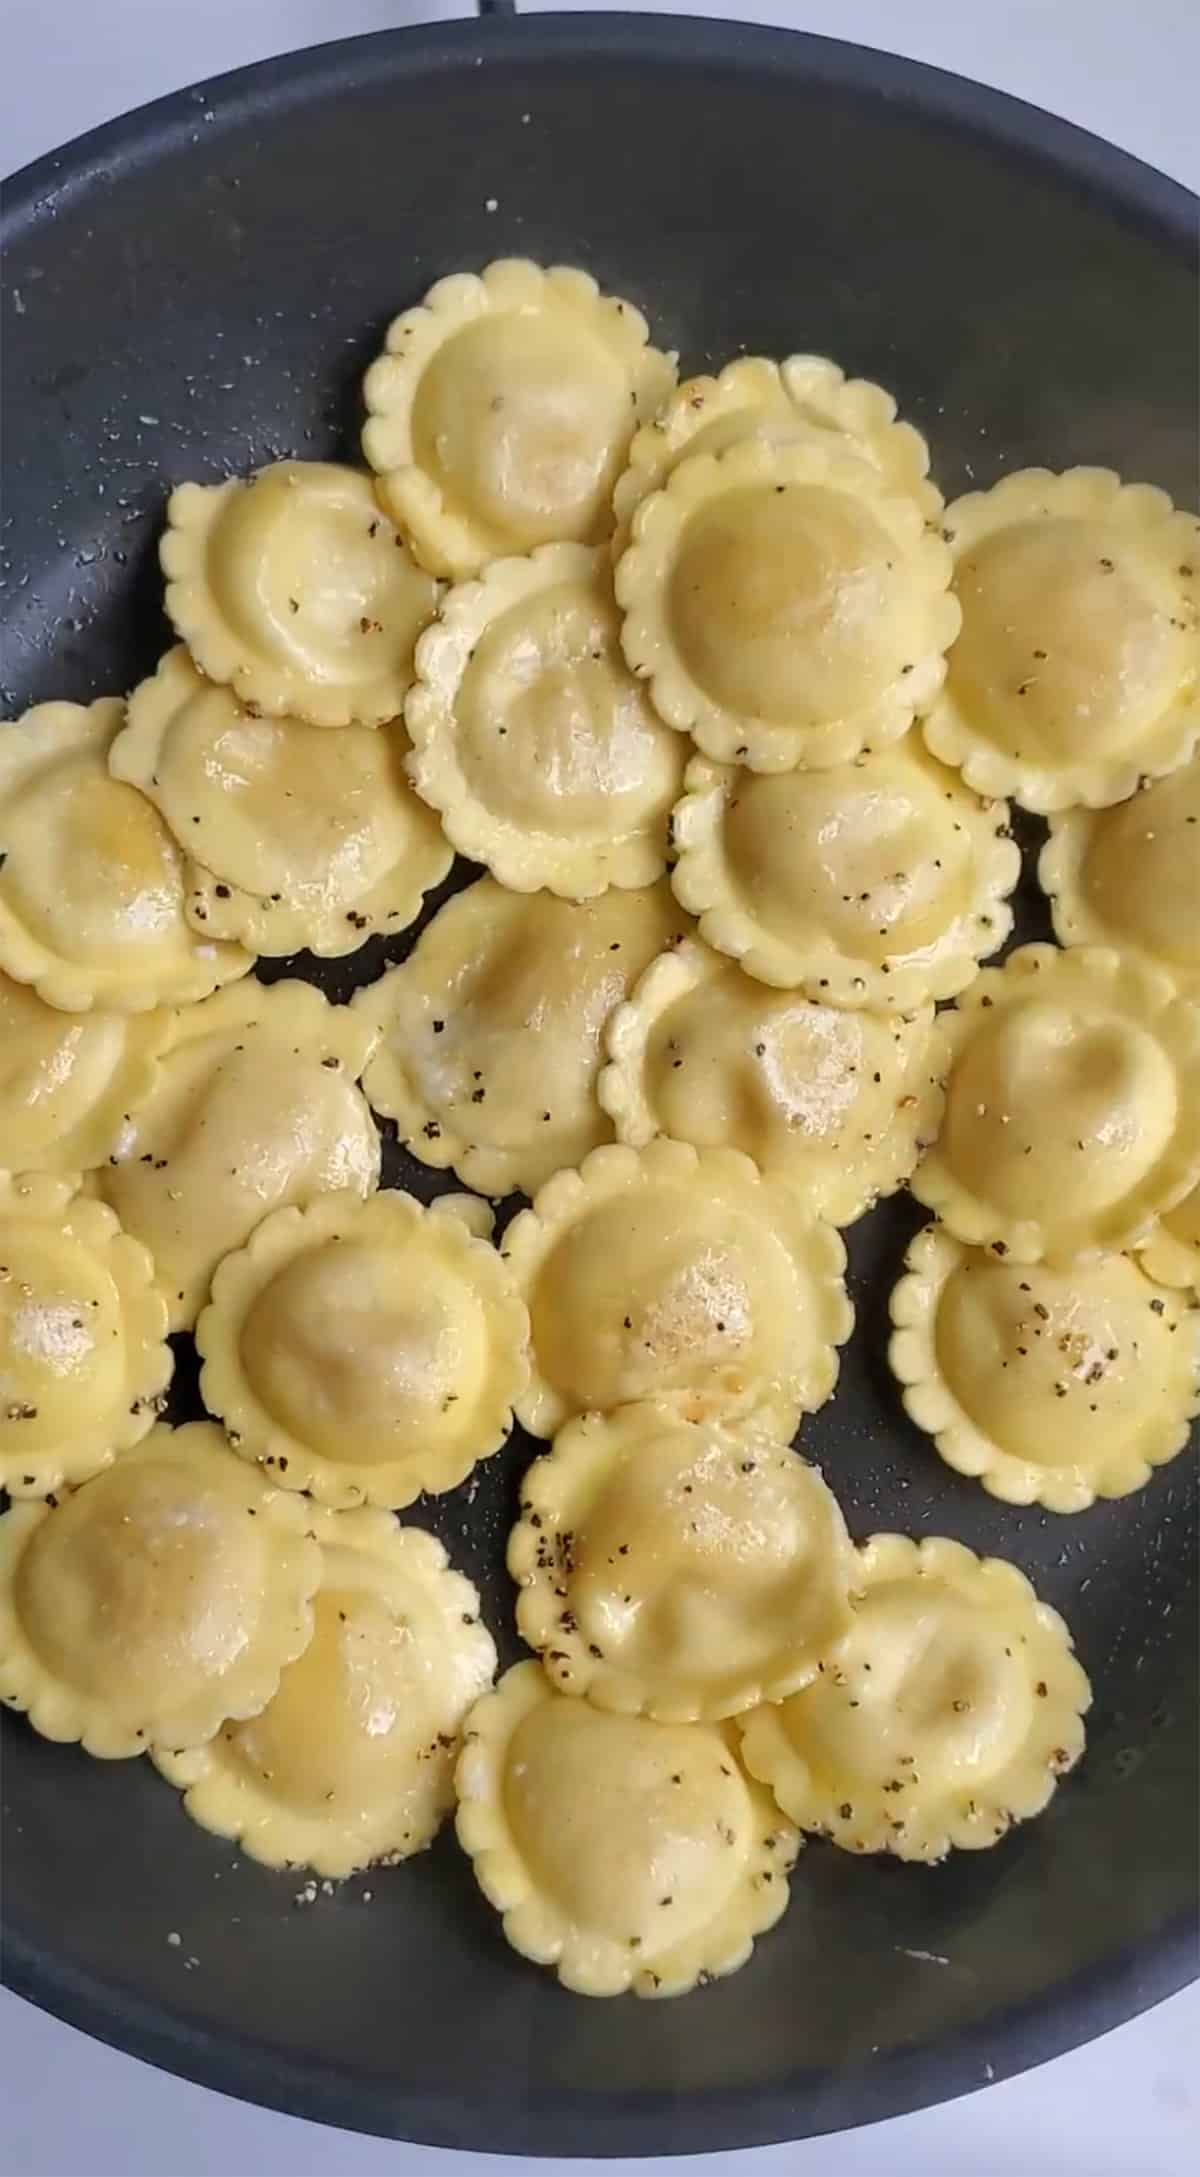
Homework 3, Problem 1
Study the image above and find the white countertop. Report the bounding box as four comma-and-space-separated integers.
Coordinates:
2, 5, 1197, 2172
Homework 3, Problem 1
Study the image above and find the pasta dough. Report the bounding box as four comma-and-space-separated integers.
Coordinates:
1040, 758, 1200, 997
94, 979, 380, 1332
502, 1136, 853, 1438
197, 1189, 528, 1509
362, 258, 675, 578
455, 1660, 799, 1997
0, 1422, 319, 1757
161, 462, 438, 728
600, 935, 941, 1222
739, 1534, 1091, 1861
0, 971, 168, 1176
670, 745, 1018, 1008
509, 1402, 854, 1719
0, 1171, 171, 1500
112, 647, 451, 958
157, 1510, 495, 1876
926, 468, 1199, 809
912, 944, 1200, 1262
405, 543, 686, 895
890, 1223, 1200, 1512
353, 877, 688, 1198
1137, 1182, 1200, 1296
617, 436, 960, 772
0, 698, 250, 1012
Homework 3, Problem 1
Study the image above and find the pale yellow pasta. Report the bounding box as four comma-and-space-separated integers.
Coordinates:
161, 462, 438, 728
740, 1534, 1091, 1861
456, 1661, 799, 1997
1137, 1181, 1200, 1296
157, 1509, 495, 1876
926, 468, 1199, 809
405, 543, 686, 896
890, 1223, 1200, 1512
197, 1189, 528, 1509
363, 259, 675, 578
912, 944, 1200, 1262
600, 936, 941, 1222
93, 979, 379, 1332
353, 877, 688, 1198
0, 698, 250, 1012
0, 971, 168, 1176
670, 746, 1018, 1009
502, 1136, 853, 1439
0, 1422, 319, 1757
509, 1402, 854, 1720
112, 648, 451, 958
0, 1171, 171, 1500
1040, 757, 1200, 996
617, 436, 959, 772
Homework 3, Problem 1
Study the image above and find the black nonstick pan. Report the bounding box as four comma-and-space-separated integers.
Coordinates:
1, 8, 1197, 2157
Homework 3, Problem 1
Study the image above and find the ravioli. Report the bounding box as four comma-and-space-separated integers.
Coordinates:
739, 1534, 1091, 1861
670, 745, 1018, 1009
509, 1403, 853, 1720
158, 1510, 495, 1876
611, 351, 941, 555
0, 1422, 319, 1757
926, 468, 1199, 809
502, 1136, 853, 1438
94, 979, 380, 1332
1040, 758, 1200, 997
197, 1189, 528, 1509
362, 258, 675, 578
912, 944, 1200, 1262
600, 936, 941, 1223
0, 971, 168, 1176
1137, 1181, 1200, 1296
112, 648, 451, 958
0, 1172, 171, 1500
455, 1660, 798, 1997
890, 1224, 1199, 1512
617, 436, 960, 772
0, 698, 251, 1011
161, 461, 438, 728
405, 543, 687, 896
353, 877, 689, 1198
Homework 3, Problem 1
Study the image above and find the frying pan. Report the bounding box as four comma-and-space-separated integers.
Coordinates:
1, 7, 1197, 2156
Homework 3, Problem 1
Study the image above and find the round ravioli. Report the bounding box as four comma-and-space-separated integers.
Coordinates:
739, 1534, 1091, 1862
670, 746, 1018, 1009
456, 1660, 798, 1998
405, 543, 687, 895
509, 1403, 854, 1720
1040, 758, 1200, 997
0, 1422, 319, 1758
0, 698, 251, 1012
617, 436, 959, 773
157, 1509, 495, 1876
362, 258, 675, 579
926, 468, 1199, 810
112, 648, 451, 958
890, 1224, 1200, 1512
0, 971, 168, 1176
94, 979, 380, 1332
161, 462, 438, 728
912, 944, 1200, 1263
197, 1189, 529, 1509
353, 877, 689, 1199
1137, 1181, 1200, 1296
0, 1172, 172, 1500
502, 1136, 853, 1439
600, 936, 941, 1223
611, 351, 941, 555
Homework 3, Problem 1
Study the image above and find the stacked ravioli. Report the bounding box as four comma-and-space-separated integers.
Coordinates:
1, 257, 1195, 2003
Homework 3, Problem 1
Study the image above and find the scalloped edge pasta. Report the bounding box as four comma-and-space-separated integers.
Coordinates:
455, 1660, 800, 1997
739, 1533, 1092, 1862
1039, 764, 1200, 999
889, 1222, 1200, 1512
925, 468, 1200, 810
0, 971, 169, 1177
1136, 1182, 1200, 1294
